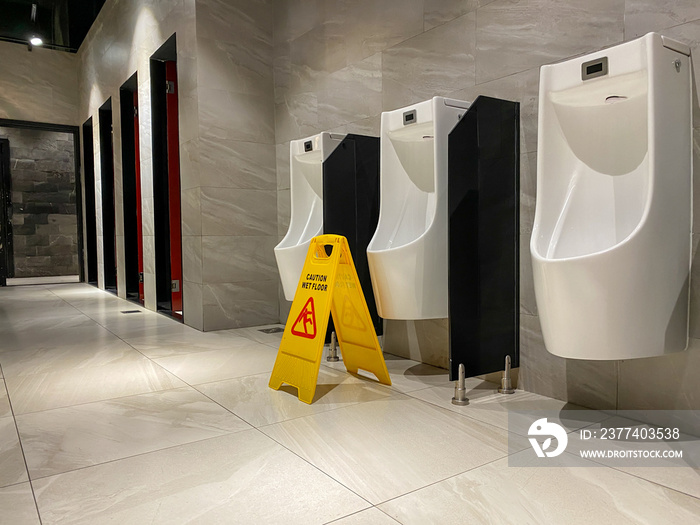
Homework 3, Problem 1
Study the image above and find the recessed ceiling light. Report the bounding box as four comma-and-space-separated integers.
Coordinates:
30, 36, 43, 46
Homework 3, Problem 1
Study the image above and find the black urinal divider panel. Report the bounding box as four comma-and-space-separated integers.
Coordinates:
323, 134, 382, 336
448, 96, 520, 380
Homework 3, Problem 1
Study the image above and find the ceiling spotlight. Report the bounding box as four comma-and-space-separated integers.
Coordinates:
30, 36, 43, 46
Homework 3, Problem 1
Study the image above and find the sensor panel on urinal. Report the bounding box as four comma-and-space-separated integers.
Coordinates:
531, 32, 692, 360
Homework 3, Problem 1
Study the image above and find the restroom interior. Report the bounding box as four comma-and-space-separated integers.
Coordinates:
0, 0, 699, 522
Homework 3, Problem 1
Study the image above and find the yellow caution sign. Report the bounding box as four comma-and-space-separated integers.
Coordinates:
269, 235, 391, 403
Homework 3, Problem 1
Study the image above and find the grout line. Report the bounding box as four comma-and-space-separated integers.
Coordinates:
253, 424, 374, 509
322, 506, 402, 525
25, 430, 258, 484
0, 363, 44, 524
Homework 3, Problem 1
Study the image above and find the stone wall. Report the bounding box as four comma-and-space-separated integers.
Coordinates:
0, 127, 78, 277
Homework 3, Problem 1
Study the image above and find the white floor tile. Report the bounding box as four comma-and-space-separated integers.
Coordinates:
0, 380, 10, 417
198, 368, 399, 427
261, 397, 510, 504
228, 324, 285, 347
378, 449, 700, 524
409, 386, 609, 435
0, 339, 146, 378
0, 483, 40, 524
126, 330, 254, 359
0, 416, 28, 488
154, 344, 279, 385
33, 430, 370, 524
5, 358, 186, 414
17, 387, 251, 479
324, 353, 450, 394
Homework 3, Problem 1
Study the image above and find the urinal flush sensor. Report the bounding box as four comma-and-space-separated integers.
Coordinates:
403, 109, 417, 125
304, 140, 313, 152
581, 56, 608, 81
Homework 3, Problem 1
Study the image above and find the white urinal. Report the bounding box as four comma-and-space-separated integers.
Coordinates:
531, 33, 692, 360
275, 132, 344, 301
368, 96, 469, 319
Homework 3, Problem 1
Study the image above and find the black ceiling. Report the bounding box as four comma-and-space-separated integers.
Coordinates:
0, 0, 105, 52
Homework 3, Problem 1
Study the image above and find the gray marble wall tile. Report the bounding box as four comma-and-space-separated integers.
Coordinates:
689, 234, 700, 338
201, 188, 277, 237
199, 88, 275, 144
274, 93, 320, 144
518, 314, 618, 409
277, 188, 291, 238
202, 280, 279, 330
278, 285, 292, 324
181, 188, 202, 237
144, 271, 156, 311
116, 235, 127, 299
450, 67, 540, 154
624, 0, 700, 39
178, 94, 200, 145
475, 0, 625, 84
182, 235, 203, 285
520, 151, 537, 234
424, 0, 481, 31
382, 12, 476, 111
274, 0, 324, 45
339, 0, 424, 66
179, 139, 201, 191
177, 55, 198, 100
327, 115, 381, 137
318, 53, 382, 130
141, 194, 154, 236
382, 319, 450, 370
183, 281, 204, 330
289, 25, 344, 87
0, 42, 79, 124
202, 236, 278, 283
143, 235, 155, 275
519, 233, 537, 316
276, 142, 291, 191
197, 36, 273, 99
199, 136, 276, 190
273, 40, 291, 105
618, 338, 700, 415
195, 0, 273, 46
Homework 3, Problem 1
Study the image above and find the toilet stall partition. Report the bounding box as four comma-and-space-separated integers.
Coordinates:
448, 96, 520, 380
323, 134, 382, 336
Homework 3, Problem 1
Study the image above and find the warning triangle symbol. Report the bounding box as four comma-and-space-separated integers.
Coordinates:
291, 297, 317, 339
341, 295, 366, 331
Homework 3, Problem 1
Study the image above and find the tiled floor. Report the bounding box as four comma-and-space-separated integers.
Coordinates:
0, 284, 698, 524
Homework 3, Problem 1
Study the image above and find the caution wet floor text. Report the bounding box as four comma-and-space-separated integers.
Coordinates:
269, 235, 391, 403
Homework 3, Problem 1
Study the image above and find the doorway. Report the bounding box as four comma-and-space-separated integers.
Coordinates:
120, 74, 144, 304
0, 139, 11, 286
151, 34, 183, 320
98, 99, 117, 294
0, 120, 83, 287
82, 118, 98, 285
